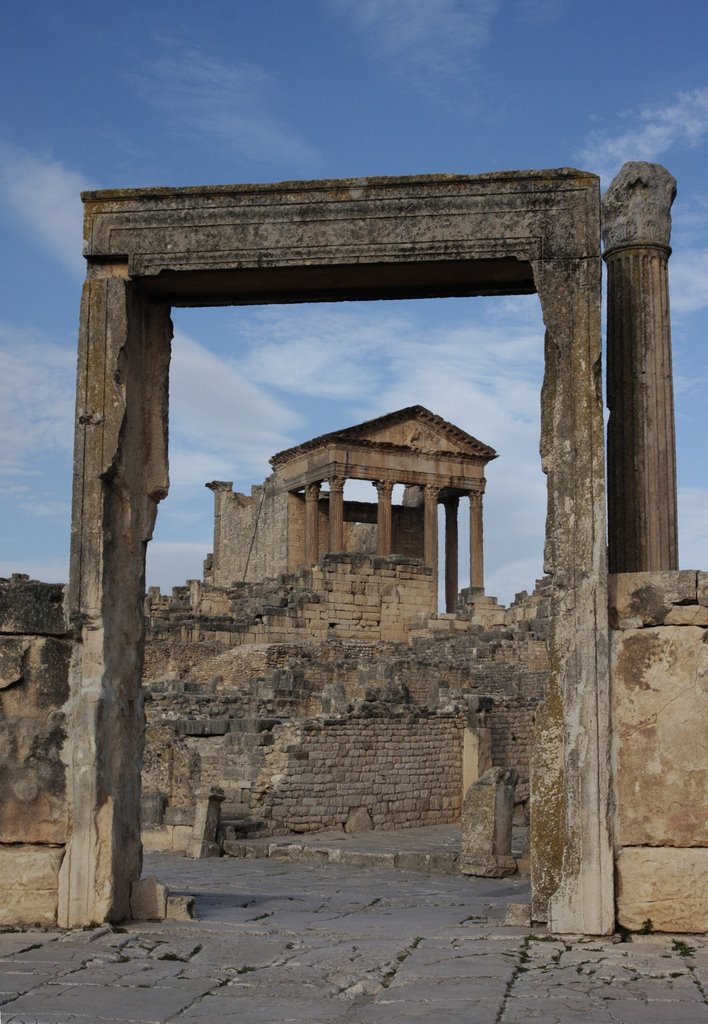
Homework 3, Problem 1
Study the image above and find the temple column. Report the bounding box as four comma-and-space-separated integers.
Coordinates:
304, 481, 321, 566
327, 476, 345, 553
423, 485, 440, 602
469, 490, 484, 591
603, 162, 678, 573
375, 479, 394, 555
443, 496, 459, 613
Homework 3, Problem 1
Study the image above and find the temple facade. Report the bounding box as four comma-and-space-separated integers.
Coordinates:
205, 406, 496, 612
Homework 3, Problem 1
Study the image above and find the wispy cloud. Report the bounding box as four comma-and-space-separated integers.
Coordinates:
579, 88, 708, 183
0, 145, 87, 276
0, 323, 75, 479
135, 38, 319, 168
168, 330, 302, 486
327, 0, 501, 94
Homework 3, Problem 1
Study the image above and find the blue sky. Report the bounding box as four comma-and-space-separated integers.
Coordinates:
1, 0, 707, 604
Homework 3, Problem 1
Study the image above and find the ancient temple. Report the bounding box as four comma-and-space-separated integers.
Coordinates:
205, 405, 496, 611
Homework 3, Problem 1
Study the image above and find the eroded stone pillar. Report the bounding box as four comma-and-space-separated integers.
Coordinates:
423, 485, 439, 601
603, 162, 678, 573
375, 480, 394, 555
443, 496, 459, 612
469, 490, 484, 592
530, 253, 613, 935
304, 481, 321, 566
327, 476, 345, 553
59, 270, 171, 926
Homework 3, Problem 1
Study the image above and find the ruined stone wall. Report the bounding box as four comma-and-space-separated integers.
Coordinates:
0, 577, 71, 926
147, 553, 435, 648
210, 477, 289, 587
610, 571, 708, 933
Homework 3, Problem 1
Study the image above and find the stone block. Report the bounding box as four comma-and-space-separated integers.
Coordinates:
460, 766, 517, 877
166, 894, 196, 920
130, 876, 168, 921
698, 572, 708, 607
0, 578, 66, 635
504, 902, 531, 927
616, 847, 708, 933
665, 604, 708, 626
187, 787, 225, 858
0, 845, 63, 926
612, 625, 708, 846
344, 806, 373, 833
608, 571, 697, 628
0, 635, 71, 844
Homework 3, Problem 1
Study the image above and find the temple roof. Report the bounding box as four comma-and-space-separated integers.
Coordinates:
270, 405, 497, 468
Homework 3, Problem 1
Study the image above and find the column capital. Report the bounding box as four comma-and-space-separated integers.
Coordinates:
423, 484, 440, 502
442, 494, 460, 511
469, 489, 483, 509
305, 480, 321, 499
373, 479, 394, 498
602, 162, 676, 255
328, 475, 345, 494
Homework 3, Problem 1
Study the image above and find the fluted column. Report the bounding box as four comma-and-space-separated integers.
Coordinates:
304, 481, 321, 566
423, 485, 439, 601
469, 490, 484, 591
374, 480, 394, 555
328, 476, 345, 553
603, 162, 678, 573
443, 496, 459, 613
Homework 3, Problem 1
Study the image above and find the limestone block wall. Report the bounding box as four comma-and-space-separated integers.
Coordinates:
0, 576, 71, 926
147, 554, 436, 647
610, 570, 708, 933
209, 478, 289, 586
257, 709, 464, 833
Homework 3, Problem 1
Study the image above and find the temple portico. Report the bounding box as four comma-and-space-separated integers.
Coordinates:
207, 406, 496, 611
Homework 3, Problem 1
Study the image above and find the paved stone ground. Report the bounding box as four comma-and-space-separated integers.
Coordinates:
0, 847, 706, 1023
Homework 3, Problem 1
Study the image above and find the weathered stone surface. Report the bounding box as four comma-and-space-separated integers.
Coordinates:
187, 788, 224, 859
0, 578, 66, 635
345, 806, 373, 833
460, 766, 517, 877
504, 902, 531, 927
612, 625, 708, 846
697, 571, 708, 607
0, 846, 63, 926
166, 894, 196, 920
130, 876, 168, 921
0, 635, 29, 687
616, 847, 708, 933
0, 635, 71, 844
602, 162, 677, 251
608, 571, 697, 627
603, 164, 678, 575
665, 603, 708, 626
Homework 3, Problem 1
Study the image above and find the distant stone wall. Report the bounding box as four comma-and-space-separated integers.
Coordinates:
208, 477, 289, 586
0, 576, 71, 926
610, 571, 708, 933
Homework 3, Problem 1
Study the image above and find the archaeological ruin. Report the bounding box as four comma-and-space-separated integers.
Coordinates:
1, 162, 706, 936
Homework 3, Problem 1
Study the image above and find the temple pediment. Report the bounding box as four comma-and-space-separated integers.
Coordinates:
271, 406, 496, 467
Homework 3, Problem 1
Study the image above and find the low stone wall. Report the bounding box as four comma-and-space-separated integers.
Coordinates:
610, 570, 708, 933
0, 576, 70, 925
